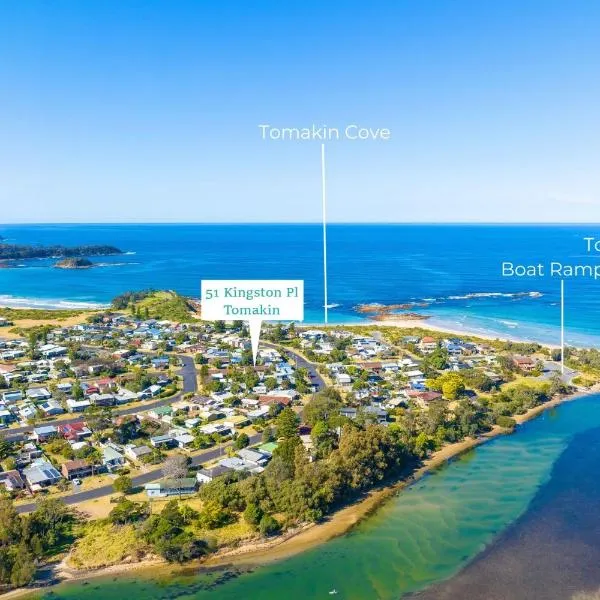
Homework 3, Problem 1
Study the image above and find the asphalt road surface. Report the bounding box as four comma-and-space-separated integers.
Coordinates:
263, 342, 326, 391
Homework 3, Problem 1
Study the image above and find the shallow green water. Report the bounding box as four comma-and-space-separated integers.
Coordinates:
39, 396, 600, 600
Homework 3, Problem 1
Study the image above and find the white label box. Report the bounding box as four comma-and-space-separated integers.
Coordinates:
201, 280, 304, 363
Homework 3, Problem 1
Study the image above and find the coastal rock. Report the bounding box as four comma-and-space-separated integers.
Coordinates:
54, 258, 94, 269
0, 243, 124, 260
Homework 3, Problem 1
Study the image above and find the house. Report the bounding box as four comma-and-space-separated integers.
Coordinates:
150, 434, 176, 448
196, 464, 233, 484
258, 395, 292, 408
363, 405, 388, 424
61, 459, 94, 480
66, 398, 92, 412
336, 373, 352, 386
26, 387, 52, 401
513, 356, 537, 373
0, 470, 25, 491
124, 444, 153, 461
144, 478, 197, 498
114, 389, 137, 404
58, 422, 92, 441
0, 408, 14, 426
32, 425, 58, 442
39, 399, 64, 416
23, 460, 62, 488
151, 356, 170, 370
408, 390, 443, 407
148, 406, 172, 421
1, 390, 23, 404
16, 442, 43, 466
173, 432, 195, 449
218, 457, 258, 473
237, 448, 270, 467
418, 336, 438, 354
143, 385, 162, 398
89, 393, 116, 407
340, 407, 358, 419
56, 382, 73, 394
102, 445, 126, 470
246, 406, 270, 421
223, 415, 250, 430
38, 344, 67, 358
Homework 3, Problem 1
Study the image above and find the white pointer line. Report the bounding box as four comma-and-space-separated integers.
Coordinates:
560, 279, 564, 375
321, 143, 328, 324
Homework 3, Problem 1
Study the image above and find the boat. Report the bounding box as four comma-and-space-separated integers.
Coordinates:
329, 590, 338, 595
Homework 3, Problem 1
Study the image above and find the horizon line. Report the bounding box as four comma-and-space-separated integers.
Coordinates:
3, 221, 600, 227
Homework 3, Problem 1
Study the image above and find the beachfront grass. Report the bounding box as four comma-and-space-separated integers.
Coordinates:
0, 306, 89, 321
68, 521, 147, 569
194, 519, 255, 546
501, 376, 551, 392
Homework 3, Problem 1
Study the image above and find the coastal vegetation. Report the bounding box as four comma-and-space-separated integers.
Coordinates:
0, 244, 123, 260
0, 497, 74, 589
1, 306, 87, 322
112, 290, 197, 322
54, 258, 94, 269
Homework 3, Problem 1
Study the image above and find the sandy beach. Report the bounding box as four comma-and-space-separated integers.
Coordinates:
358, 316, 562, 348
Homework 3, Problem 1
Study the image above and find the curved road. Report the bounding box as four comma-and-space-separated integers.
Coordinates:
2, 355, 198, 442
263, 342, 326, 391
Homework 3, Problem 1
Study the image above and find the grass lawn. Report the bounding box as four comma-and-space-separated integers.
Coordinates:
67, 521, 146, 569
195, 519, 254, 545
501, 375, 550, 392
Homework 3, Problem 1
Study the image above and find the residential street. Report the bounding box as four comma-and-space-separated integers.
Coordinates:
1, 354, 197, 442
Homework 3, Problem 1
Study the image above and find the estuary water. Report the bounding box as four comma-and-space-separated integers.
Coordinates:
33, 394, 600, 600
2, 223, 600, 345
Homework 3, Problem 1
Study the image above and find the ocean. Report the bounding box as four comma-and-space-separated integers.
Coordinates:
1, 223, 600, 345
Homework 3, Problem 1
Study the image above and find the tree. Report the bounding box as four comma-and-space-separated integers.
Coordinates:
162, 455, 188, 480
261, 426, 274, 443
109, 499, 149, 525
113, 475, 133, 495
441, 377, 465, 400
197, 500, 231, 529
303, 390, 341, 427
234, 433, 250, 449
276, 407, 299, 439
311, 420, 336, 458
259, 514, 280, 536
0, 439, 14, 461
9, 545, 36, 587
243, 502, 263, 529
550, 348, 562, 362
264, 376, 277, 391
71, 381, 84, 400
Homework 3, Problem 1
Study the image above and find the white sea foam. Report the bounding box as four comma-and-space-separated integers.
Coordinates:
95, 262, 139, 268
431, 291, 543, 302
0, 295, 108, 310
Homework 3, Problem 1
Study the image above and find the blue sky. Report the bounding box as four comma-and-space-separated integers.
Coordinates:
0, 0, 599, 223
